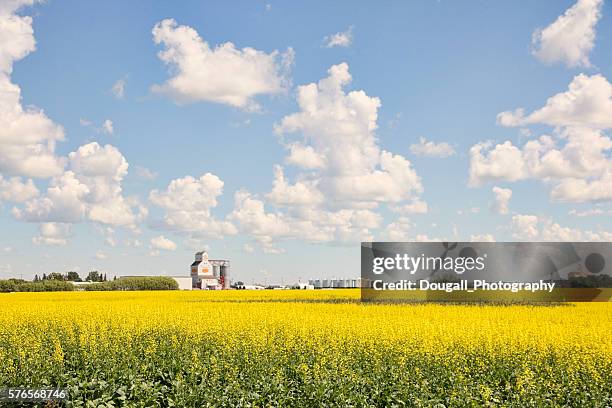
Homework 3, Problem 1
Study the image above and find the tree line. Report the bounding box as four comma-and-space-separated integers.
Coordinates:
33, 270, 112, 282
0, 273, 179, 292
83, 277, 178, 291
0, 278, 74, 292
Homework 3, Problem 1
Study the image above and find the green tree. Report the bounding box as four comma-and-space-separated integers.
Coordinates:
65, 271, 81, 282
86, 271, 101, 282
0, 280, 16, 292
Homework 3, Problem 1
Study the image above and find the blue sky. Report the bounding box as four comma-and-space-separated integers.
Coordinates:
1, 0, 611, 283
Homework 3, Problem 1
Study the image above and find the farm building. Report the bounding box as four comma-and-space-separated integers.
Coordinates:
190, 251, 230, 289
170, 276, 193, 290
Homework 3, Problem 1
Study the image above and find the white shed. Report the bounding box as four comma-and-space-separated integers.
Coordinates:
169, 276, 193, 290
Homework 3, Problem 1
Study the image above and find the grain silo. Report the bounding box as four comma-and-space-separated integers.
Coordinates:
190, 251, 231, 289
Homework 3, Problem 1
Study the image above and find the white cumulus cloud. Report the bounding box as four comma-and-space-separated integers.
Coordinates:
229, 190, 381, 249
274, 63, 423, 207
0, 176, 38, 202
0, 1, 65, 178
266, 165, 324, 207
32, 222, 71, 246
511, 214, 540, 240
511, 213, 612, 241
491, 186, 512, 215
480, 71, 612, 204
390, 199, 428, 215
150, 235, 177, 252
497, 74, 612, 130
469, 128, 612, 203
469, 141, 527, 186
285, 143, 326, 169
13, 171, 89, 223
149, 173, 236, 237
1, 3, 148, 244
410, 137, 455, 158
382, 216, 413, 241
532, 0, 603, 68
324, 26, 354, 48
151, 18, 293, 110
14, 143, 147, 227
230, 63, 425, 252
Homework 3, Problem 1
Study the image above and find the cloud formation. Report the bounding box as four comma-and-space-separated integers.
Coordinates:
134, 166, 158, 181
324, 26, 354, 48
230, 63, 424, 251
149, 235, 177, 256
229, 189, 381, 249
101, 119, 114, 135
275, 63, 422, 207
111, 78, 126, 99
491, 186, 512, 215
151, 19, 293, 110
410, 137, 455, 158
512, 213, 612, 241
14, 143, 147, 227
0, 1, 65, 178
32, 222, 71, 246
470, 128, 612, 202
150, 235, 177, 251
149, 173, 237, 237
0, 176, 38, 202
532, 0, 603, 67
473, 72, 612, 204
497, 74, 612, 130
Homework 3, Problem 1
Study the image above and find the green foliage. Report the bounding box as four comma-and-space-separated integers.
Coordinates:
65, 271, 81, 282
47, 272, 66, 281
84, 276, 178, 291
0, 279, 74, 292
14, 280, 74, 292
0, 276, 178, 292
1, 330, 610, 407
0, 280, 16, 293
86, 271, 102, 282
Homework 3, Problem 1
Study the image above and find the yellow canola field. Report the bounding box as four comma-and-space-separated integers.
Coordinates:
0, 290, 610, 406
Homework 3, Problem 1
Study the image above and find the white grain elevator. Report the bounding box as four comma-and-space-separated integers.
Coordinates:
190, 251, 230, 289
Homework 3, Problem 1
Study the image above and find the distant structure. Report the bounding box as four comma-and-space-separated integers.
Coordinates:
170, 276, 193, 290
308, 278, 366, 289
190, 251, 230, 289
295, 281, 315, 290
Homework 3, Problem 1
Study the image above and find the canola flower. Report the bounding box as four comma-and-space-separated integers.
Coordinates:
0, 290, 610, 406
